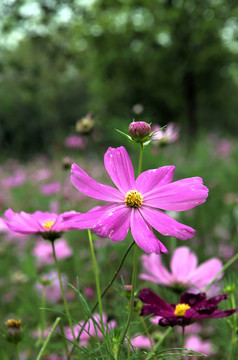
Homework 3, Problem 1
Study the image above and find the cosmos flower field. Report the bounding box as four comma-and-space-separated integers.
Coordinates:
0, 123, 238, 360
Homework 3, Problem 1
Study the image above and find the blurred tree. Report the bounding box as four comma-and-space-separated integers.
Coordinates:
0, 0, 238, 157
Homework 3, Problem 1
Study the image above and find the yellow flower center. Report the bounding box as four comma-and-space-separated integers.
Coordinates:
125, 190, 143, 208
43, 220, 55, 230
174, 303, 191, 317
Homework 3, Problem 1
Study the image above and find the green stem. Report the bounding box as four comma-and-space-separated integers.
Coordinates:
228, 293, 237, 360
51, 241, 76, 343
87, 229, 104, 334
36, 317, 61, 360
145, 327, 172, 360
116, 244, 139, 359
68, 241, 135, 357
205, 252, 238, 291
59, 318, 70, 360
15, 343, 20, 360
181, 326, 185, 353
138, 144, 144, 176
40, 286, 46, 344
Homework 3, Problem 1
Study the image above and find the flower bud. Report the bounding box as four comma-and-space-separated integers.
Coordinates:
5, 319, 23, 344
76, 113, 94, 134
128, 121, 151, 142
62, 156, 72, 170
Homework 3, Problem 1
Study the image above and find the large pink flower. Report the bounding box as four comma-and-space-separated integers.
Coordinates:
140, 247, 223, 292
4, 209, 76, 241
63, 146, 208, 254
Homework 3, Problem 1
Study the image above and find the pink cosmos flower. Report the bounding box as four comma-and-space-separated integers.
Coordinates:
64, 313, 116, 346
140, 247, 223, 292
33, 238, 72, 266
63, 146, 208, 254
4, 209, 76, 241
129, 334, 154, 349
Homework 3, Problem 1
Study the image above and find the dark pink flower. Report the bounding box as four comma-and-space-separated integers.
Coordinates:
140, 247, 223, 292
63, 146, 208, 254
129, 121, 151, 140
4, 209, 76, 241
139, 288, 237, 327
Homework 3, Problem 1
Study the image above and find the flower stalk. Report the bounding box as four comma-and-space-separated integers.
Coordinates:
51, 241, 76, 343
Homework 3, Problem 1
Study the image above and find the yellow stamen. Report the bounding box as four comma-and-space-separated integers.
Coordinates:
125, 190, 143, 208
174, 303, 191, 317
43, 220, 55, 230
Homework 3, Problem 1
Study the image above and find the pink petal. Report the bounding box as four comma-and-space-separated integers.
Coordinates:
104, 146, 135, 194
71, 163, 123, 202
4, 209, 39, 233
189, 258, 223, 290
141, 206, 195, 240
62, 205, 117, 230
140, 254, 173, 285
143, 177, 209, 211
92, 204, 131, 241
170, 247, 198, 282
136, 166, 175, 194
130, 209, 168, 254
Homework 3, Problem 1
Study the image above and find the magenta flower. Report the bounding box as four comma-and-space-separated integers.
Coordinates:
63, 146, 208, 254
65, 135, 87, 149
4, 209, 76, 241
139, 288, 237, 327
35, 270, 68, 303
140, 247, 223, 292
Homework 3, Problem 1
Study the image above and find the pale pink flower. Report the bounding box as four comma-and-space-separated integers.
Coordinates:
185, 334, 214, 357
63, 146, 208, 254
65, 313, 116, 346
35, 270, 68, 303
65, 135, 87, 149
129, 334, 154, 349
40, 182, 61, 195
140, 246, 222, 292
33, 238, 72, 266
152, 123, 180, 144
2, 170, 26, 188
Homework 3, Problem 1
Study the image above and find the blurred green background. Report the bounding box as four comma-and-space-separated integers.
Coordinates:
1, 0, 238, 158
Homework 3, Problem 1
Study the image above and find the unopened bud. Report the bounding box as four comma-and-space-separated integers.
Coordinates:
76, 113, 94, 134
128, 121, 151, 142
5, 319, 23, 344
62, 156, 72, 170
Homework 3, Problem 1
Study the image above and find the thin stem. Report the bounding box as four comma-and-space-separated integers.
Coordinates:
138, 144, 144, 176
59, 318, 70, 360
51, 241, 76, 343
87, 229, 104, 332
145, 327, 172, 360
15, 343, 20, 360
68, 241, 135, 357
40, 286, 46, 344
141, 318, 154, 349
116, 244, 139, 359
205, 252, 238, 291
181, 326, 185, 352
228, 293, 237, 360
36, 317, 61, 360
